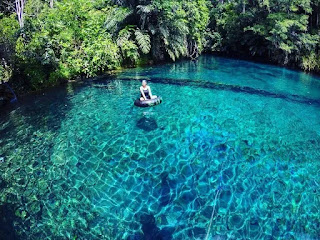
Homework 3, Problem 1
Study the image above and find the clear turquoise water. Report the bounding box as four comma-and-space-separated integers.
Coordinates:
0, 56, 320, 239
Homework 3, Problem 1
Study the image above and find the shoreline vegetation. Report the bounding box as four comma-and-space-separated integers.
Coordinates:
1, 0, 320, 94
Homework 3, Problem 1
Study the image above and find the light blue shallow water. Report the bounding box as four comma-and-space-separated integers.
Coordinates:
0, 56, 320, 239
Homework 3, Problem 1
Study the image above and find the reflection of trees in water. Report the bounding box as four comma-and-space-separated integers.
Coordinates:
200, 56, 219, 70
92, 80, 127, 94
168, 56, 221, 73
0, 86, 73, 157
94, 79, 143, 99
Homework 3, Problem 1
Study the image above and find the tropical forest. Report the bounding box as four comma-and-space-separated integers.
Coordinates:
1, 0, 320, 90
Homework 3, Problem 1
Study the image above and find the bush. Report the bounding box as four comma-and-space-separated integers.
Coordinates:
13, 0, 123, 88
0, 62, 12, 83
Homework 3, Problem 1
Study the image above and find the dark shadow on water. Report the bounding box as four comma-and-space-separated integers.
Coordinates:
0, 83, 83, 161
127, 173, 178, 240
0, 176, 6, 191
159, 172, 172, 207
117, 77, 320, 106
136, 117, 158, 131
0, 204, 22, 240
127, 214, 174, 240
0, 82, 83, 135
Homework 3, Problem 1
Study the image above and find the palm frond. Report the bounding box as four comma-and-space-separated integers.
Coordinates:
135, 30, 151, 54
117, 28, 131, 46
159, 25, 169, 39
136, 4, 154, 15
167, 49, 176, 61
105, 8, 132, 33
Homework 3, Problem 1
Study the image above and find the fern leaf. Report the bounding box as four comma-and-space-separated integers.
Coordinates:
136, 5, 154, 15
117, 28, 131, 46
167, 49, 176, 61
105, 8, 132, 33
135, 30, 151, 54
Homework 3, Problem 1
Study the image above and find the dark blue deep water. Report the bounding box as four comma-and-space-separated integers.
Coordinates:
1, 56, 320, 239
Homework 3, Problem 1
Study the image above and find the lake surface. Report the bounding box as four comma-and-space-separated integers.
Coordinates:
0, 55, 320, 239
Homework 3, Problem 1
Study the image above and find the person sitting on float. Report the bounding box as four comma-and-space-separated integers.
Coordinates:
140, 80, 157, 101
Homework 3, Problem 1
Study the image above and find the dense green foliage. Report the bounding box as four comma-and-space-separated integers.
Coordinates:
210, 0, 320, 70
0, 0, 320, 90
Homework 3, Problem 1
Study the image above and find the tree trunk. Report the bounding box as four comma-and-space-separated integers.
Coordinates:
188, 40, 199, 60
50, 0, 54, 8
317, 4, 319, 26
15, 0, 25, 29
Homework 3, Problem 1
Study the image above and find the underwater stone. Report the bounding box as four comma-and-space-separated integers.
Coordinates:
166, 212, 179, 225
214, 143, 228, 152
70, 166, 78, 175
69, 156, 78, 166
228, 214, 244, 229
135, 167, 146, 175
192, 227, 206, 237
52, 153, 65, 165
127, 233, 144, 240
27, 201, 41, 215
179, 190, 197, 204
136, 117, 158, 131
5, 193, 18, 203
0, 177, 6, 190
201, 206, 213, 219
131, 152, 140, 160
154, 149, 167, 159
0, 204, 20, 239
137, 213, 174, 240
15, 209, 28, 219
160, 173, 171, 207
219, 189, 232, 205
38, 180, 49, 193
148, 140, 159, 153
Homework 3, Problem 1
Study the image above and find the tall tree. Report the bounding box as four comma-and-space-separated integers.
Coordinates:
15, 0, 25, 28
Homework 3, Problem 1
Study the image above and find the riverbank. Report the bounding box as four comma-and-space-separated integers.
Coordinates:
6, 53, 320, 101
210, 52, 320, 79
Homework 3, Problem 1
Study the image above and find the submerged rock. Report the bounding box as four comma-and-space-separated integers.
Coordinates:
140, 214, 173, 240
127, 213, 173, 240
0, 177, 6, 190
136, 117, 158, 132
160, 172, 171, 207
27, 201, 41, 215
0, 204, 21, 239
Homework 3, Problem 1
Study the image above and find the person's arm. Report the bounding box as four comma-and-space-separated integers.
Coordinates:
140, 87, 147, 100
148, 86, 153, 98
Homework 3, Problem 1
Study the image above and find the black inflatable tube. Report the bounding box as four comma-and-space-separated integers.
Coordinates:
134, 97, 162, 107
